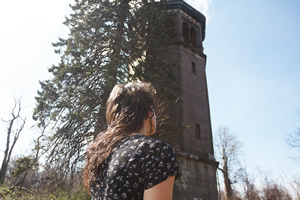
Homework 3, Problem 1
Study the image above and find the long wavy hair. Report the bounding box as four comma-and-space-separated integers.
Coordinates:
83, 82, 156, 193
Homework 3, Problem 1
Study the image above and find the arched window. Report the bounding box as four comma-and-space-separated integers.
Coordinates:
164, 19, 175, 38
182, 22, 189, 43
190, 27, 197, 48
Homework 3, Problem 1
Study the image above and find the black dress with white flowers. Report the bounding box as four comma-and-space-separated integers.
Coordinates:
90, 135, 179, 200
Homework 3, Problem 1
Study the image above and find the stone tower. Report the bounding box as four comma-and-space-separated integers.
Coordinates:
163, 0, 219, 199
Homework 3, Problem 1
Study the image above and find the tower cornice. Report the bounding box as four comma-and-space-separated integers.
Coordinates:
165, 0, 206, 41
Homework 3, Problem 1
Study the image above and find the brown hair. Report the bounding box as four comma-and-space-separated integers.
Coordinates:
83, 82, 156, 193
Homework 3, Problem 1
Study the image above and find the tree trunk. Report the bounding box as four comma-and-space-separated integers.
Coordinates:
94, 0, 130, 138
223, 156, 233, 200
0, 162, 8, 185
0, 116, 13, 185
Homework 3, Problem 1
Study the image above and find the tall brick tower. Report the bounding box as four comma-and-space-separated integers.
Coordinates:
163, 1, 218, 199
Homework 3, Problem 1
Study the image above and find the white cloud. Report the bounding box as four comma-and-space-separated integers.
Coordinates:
185, 0, 213, 23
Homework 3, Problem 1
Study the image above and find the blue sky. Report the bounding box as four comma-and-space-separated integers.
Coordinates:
0, 0, 299, 186
203, 0, 300, 180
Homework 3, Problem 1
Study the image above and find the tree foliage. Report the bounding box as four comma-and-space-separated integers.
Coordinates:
11, 156, 34, 178
33, 0, 177, 174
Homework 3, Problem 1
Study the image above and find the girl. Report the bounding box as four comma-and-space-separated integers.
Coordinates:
83, 82, 178, 199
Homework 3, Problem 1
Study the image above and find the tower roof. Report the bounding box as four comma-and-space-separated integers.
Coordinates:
166, 0, 206, 41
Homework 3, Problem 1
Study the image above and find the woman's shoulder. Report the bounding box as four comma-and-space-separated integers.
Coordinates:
116, 135, 176, 162
122, 135, 173, 150
115, 135, 179, 183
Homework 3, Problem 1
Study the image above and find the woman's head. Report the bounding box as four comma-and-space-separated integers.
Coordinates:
106, 82, 156, 135
83, 82, 156, 193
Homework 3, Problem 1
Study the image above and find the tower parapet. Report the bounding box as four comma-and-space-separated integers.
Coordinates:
164, 0, 206, 54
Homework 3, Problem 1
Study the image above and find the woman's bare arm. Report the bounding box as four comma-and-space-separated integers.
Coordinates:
143, 176, 175, 200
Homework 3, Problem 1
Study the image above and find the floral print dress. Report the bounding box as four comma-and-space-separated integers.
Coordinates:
90, 135, 179, 200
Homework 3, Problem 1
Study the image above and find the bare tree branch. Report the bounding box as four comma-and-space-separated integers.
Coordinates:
286, 127, 300, 162
287, 128, 300, 149
0, 98, 26, 185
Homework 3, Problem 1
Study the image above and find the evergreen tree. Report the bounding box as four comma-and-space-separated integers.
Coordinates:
33, 0, 177, 175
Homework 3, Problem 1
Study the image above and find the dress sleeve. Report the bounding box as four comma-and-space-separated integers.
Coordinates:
142, 140, 179, 189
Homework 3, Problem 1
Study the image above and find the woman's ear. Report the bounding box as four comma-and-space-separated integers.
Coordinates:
148, 110, 155, 118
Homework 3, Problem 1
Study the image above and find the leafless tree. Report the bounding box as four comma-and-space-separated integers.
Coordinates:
287, 127, 300, 162
261, 178, 293, 200
0, 99, 26, 185
290, 177, 300, 199
237, 165, 260, 200
215, 127, 242, 200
